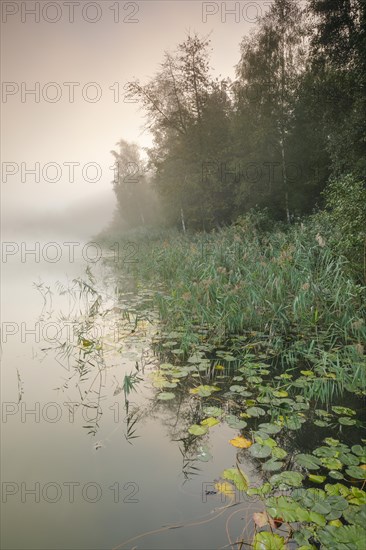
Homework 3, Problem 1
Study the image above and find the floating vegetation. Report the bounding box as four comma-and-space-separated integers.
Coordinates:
104, 219, 365, 548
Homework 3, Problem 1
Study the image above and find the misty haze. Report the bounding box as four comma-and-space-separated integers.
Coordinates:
1, 2, 366, 550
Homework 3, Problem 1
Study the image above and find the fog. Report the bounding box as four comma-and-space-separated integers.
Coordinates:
1, 0, 262, 241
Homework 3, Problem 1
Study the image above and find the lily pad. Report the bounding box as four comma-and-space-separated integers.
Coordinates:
338, 416, 357, 426
346, 466, 366, 480
203, 406, 222, 417
258, 423, 282, 435
157, 392, 175, 400
201, 417, 220, 427
270, 471, 304, 488
253, 532, 286, 550
247, 406, 266, 417
250, 443, 272, 459
295, 454, 322, 470
222, 467, 249, 491
188, 424, 208, 436
262, 458, 284, 472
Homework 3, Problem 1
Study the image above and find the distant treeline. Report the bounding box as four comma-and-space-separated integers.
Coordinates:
111, 0, 365, 231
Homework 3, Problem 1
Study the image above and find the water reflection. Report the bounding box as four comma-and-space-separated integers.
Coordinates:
2, 258, 262, 550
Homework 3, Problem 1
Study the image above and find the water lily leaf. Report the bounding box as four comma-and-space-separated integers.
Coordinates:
267, 495, 301, 522
338, 416, 357, 426
324, 438, 340, 447
247, 376, 263, 384
247, 406, 266, 417
250, 443, 272, 458
309, 474, 326, 484
258, 423, 282, 434
222, 467, 249, 491
325, 483, 350, 497
343, 504, 366, 527
215, 481, 235, 497
262, 458, 284, 472
188, 424, 208, 436
316, 409, 332, 417
225, 415, 247, 429
229, 385, 246, 393
348, 487, 366, 506
317, 524, 365, 549
201, 417, 220, 427
326, 495, 349, 511
352, 445, 366, 459
314, 446, 338, 458
229, 436, 252, 449
284, 415, 303, 430
300, 370, 315, 377
332, 406, 356, 416
253, 532, 286, 550
189, 384, 221, 397
329, 470, 344, 480
273, 390, 288, 398
203, 406, 222, 417
157, 392, 175, 400
272, 447, 288, 459
320, 457, 343, 470
339, 452, 359, 466
295, 454, 322, 470
159, 363, 174, 369
161, 381, 178, 388
270, 471, 304, 488
196, 445, 213, 462
346, 466, 366, 480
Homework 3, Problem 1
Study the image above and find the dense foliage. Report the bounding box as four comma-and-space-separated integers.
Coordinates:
111, 0, 365, 238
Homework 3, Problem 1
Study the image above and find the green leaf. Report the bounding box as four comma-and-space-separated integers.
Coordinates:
258, 422, 282, 434
320, 457, 343, 470
346, 466, 366, 480
295, 454, 322, 470
309, 474, 326, 484
338, 416, 357, 426
225, 414, 247, 429
272, 447, 288, 459
201, 417, 220, 427
324, 438, 340, 447
247, 406, 266, 417
203, 406, 222, 417
339, 452, 359, 466
196, 445, 213, 462
317, 525, 366, 549
329, 470, 344, 480
188, 424, 208, 436
253, 531, 286, 550
250, 443, 272, 459
267, 495, 302, 522
222, 467, 249, 491
262, 459, 284, 472
270, 471, 304, 488
284, 415, 302, 430
157, 392, 175, 400
343, 504, 366, 526
332, 406, 356, 416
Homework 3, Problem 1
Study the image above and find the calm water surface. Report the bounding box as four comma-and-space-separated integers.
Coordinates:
1, 241, 261, 550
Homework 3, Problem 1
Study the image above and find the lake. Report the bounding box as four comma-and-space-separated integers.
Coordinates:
1, 240, 262, 549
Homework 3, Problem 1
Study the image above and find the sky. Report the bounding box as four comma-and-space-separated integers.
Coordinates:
1, 0, 273, 238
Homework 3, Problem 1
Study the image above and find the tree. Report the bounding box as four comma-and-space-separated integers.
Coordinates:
111, 139, 156, 228
308, 0, 366, 177
127, 33, 233, 230
234, 0, 311, 220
